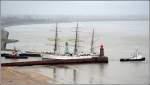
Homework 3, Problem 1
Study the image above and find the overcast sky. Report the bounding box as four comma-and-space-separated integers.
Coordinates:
1, 1, 149, 17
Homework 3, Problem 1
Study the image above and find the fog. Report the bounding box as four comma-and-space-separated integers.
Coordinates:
1, 1, 149, 18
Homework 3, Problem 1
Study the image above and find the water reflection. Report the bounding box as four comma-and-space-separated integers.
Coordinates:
73, 69, 77, 84
51, 63, 108, 84
52, 66, 77, 84
49, 61, 148, 84
53, 67, 56, 80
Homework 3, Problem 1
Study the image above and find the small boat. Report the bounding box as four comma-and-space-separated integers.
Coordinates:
5, 55, 28, 59
120, 49, 145, 61
1, 53, 10, 57
1, 51, 41, 57
19, 51, 41, 57
4, 50, 28, 59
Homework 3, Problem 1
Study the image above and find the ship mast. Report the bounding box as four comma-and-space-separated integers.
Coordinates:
90, 29, 94, 54
54, 23, 58, 54
74, 22, 79, 55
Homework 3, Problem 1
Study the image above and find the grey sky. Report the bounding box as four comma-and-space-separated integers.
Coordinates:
1, 1, 149, 17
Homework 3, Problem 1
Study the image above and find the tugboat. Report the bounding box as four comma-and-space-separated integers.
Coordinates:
2, 44, 41, 58
1, 51, 41, 58
120, 49, 145, 61
5, 50, 28, 59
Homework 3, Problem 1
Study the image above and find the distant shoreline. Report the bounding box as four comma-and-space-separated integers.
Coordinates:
1, 15, 148, 27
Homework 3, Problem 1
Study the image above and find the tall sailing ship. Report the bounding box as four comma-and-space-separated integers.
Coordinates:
46, 22, 97, 57
43, 22, 108, 60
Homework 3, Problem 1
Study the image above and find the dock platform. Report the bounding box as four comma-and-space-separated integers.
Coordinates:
1, 56, 108, 66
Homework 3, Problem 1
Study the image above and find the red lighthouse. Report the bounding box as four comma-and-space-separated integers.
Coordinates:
100, 44, 104, 57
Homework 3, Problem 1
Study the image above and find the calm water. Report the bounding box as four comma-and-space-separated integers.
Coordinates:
4, 20, 149, 84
